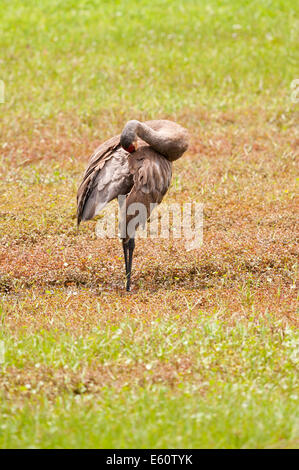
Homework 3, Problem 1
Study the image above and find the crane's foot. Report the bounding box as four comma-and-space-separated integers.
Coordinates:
122, 238, 135, 292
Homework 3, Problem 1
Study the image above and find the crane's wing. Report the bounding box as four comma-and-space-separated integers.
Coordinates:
77, 135, 133, 225
122, 147, 172, 241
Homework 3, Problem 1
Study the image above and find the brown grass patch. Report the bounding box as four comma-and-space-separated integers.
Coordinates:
1, 106, 298, 335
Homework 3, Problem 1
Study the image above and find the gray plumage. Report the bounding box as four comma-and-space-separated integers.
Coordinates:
77, 119, 189, 291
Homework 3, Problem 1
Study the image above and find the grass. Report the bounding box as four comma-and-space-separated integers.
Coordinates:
0, 0, 298, 449
1, 0, 298, 127
1, 316, 298, 448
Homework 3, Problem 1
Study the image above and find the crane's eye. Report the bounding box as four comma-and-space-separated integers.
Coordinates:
126, 144, 136, 153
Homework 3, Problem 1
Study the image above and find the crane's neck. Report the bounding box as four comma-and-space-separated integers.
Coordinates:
136, 122, 167, 152
121, 120, 187, 161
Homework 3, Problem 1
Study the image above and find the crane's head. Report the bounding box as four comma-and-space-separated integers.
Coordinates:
120, 120, 139, 153
122, 142, 137, 153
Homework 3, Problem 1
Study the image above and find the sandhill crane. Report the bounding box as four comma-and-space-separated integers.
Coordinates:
77, 119, 189, 291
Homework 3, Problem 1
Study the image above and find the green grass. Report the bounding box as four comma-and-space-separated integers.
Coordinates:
0, 0, 298, 128
0, 0, 298, 449
1, 386, 298, 449
0, 314, 298, 448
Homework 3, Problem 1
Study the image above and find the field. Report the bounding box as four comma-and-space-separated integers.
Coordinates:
0, 0, 298, 448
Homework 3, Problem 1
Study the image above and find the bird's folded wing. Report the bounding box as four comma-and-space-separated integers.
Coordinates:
76, 135, 133, 225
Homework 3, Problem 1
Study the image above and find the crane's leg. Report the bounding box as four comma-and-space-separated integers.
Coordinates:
127, 238, 135, 292
122, 239, 128, 274
122, 238, 135, 292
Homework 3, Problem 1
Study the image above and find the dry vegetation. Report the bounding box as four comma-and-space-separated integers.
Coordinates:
1, 109, 298, 328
